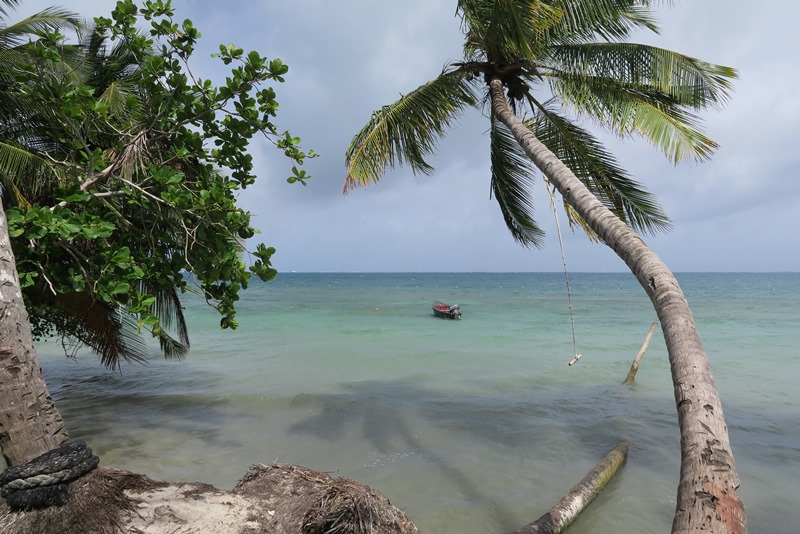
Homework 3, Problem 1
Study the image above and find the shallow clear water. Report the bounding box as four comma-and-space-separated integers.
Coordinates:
36, 272, 800, 533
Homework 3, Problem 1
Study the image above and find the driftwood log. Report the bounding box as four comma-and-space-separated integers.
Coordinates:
623, 321, 659, 386
510, 440, 629, 534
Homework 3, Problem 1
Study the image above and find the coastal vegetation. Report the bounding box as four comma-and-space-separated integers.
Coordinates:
0, 0, 314, 473
345, 1, 744, 532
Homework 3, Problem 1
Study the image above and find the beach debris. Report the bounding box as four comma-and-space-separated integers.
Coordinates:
0, 464, 419, 534
623, 321, 659, 385
509, 440, 629, 534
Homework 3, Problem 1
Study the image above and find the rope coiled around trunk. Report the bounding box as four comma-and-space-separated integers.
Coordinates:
0, 439, 99, 510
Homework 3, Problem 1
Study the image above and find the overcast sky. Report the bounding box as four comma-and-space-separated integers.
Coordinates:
16, 1, 800, 272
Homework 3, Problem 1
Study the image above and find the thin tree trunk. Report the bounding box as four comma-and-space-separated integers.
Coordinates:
511, 440, 628, 534
489, 78, 746, 533
0, 201, 69, 467
623, 320, 659, 385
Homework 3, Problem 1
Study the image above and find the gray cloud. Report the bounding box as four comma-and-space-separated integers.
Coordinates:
14, 0, 799, 272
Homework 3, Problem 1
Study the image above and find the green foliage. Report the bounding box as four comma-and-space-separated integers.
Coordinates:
489, 115, 545, 247
1, 0, 315, 368
344, 70, 477, 192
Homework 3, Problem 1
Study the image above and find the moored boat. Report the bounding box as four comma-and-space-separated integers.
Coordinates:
432, 301, 461, 319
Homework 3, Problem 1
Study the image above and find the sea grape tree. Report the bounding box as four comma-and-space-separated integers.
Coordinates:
0, 0, 313, 466
2, 0, 315, 368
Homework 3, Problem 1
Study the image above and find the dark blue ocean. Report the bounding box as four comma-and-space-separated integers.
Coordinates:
37, 272, 800, 533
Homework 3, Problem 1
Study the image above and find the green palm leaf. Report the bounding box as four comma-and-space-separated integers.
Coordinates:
548, 43, 735, 108
0, 5, 82, 202
31, 292, 150, 369
150, 285, 190, 360
546, 43, 736, 161
96, 310, 150, 369
490, 114, 545, 247
345, 68, 477, 192
77, 27, 144, 120
551, 72, 716, 161
542, 0, 660, 44
460, 0, 535, 60
527, 100, 670, 235
0, 140, 66, 204
0, 7, 82, 50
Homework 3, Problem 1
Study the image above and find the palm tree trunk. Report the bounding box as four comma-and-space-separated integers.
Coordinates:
0, 200, 69, 467
489, 79, 746, 534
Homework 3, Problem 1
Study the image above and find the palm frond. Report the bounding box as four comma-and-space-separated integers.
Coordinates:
0, 139, 66, 202
459, 0, 562, 61
150, 285, 190, 360
44, 287, 188, 369
97, 81, 134, 118
77, 27, 144, 111
157, 329, 188, 360
464, 0, 537, 60
554, 74, 716, 161
0, 1, 22, 19
527, 100, 670, 235
40, 291, 149, 370
546, 44, 736, 162
548, 43, 736, 108
543, 0, 660, 44
344, 68, 477, 192
0, 8, 83, 50
106, 311, 151, 369
489, 113, 546, 247
112, 130, 149, 183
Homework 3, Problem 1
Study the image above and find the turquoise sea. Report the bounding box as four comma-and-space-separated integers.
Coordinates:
37, 272, 800, 533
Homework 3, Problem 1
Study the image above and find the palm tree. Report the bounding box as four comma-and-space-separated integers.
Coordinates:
345, 1, 745, 532
0, 0, 81, 191
0, 0, 78, 466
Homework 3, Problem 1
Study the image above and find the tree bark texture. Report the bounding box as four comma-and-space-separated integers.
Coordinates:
0, 201, 69, 467
489, 78, 746, 533
511, 440, 628, 534
623, 320, 659, 385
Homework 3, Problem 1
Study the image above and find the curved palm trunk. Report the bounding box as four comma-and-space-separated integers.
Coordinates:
489, 79, 746, 533
0, 201, 69, 467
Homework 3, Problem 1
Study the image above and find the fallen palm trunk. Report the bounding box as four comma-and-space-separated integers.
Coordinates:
623, 321, 659, 386
510, 440, 629, 534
